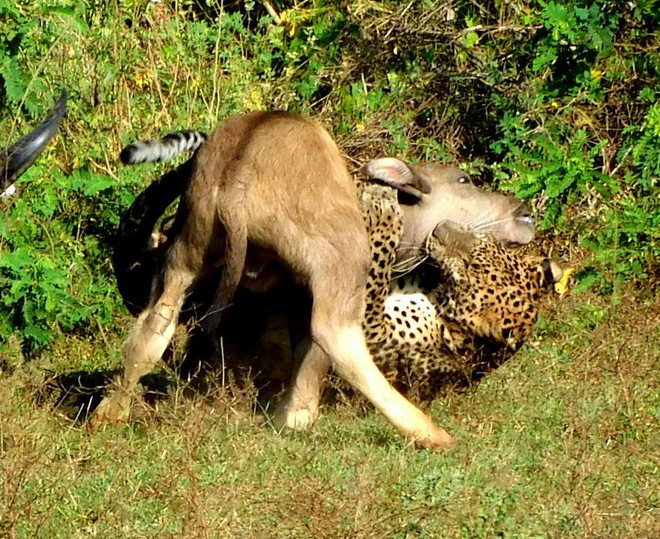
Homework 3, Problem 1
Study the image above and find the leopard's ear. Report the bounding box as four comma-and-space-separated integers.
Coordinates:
431, 220, 478, 255
361, 158, 432, 200
540, 258, 563, 286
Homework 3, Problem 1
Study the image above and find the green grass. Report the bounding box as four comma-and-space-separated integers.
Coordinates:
1, 291, 657, 538
1, 2, 657, 537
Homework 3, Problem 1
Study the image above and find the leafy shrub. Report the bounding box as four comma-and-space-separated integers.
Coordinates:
0, 0, 657, 352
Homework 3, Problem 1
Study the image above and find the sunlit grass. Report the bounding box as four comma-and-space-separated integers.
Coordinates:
1, 292, 657, 538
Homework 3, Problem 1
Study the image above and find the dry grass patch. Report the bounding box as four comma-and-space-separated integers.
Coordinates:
1, 290, 657, 538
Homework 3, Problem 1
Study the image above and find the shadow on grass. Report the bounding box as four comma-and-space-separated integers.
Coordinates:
34, 348, 291, 426
33, 346, 513, 427
35, 369, 177, 423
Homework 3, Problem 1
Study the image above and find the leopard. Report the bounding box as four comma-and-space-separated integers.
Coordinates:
357, 181, 561, 400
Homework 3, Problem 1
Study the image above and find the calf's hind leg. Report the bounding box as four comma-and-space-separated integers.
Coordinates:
278, 236, 455, 449
91, 252, 196, 425
312, 315, 455, 449
273, 339, 331, 430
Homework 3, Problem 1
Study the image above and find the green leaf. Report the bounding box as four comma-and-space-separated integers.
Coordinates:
543, 2, 569, 26
544, 174, 576, 198
24, 324, 53, 346
0, 248, 34, 270
464, 32, 479, 48
82, 175, 115, 196
1, 56, 26, 104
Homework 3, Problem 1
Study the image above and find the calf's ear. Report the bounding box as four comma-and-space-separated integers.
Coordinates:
361, 157, 432, 200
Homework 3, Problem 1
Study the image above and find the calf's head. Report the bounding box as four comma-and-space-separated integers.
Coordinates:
361, 158, 535, 264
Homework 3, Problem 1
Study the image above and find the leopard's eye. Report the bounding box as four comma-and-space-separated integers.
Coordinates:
457, 175, 469, 184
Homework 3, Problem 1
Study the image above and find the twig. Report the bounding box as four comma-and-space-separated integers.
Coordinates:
384, 1, 415, 40
262, 0, 281, 24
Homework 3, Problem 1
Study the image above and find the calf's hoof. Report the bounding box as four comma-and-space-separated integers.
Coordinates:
413, 425, 456, 450
89, 390, 133, 428
271, 402, 319, 431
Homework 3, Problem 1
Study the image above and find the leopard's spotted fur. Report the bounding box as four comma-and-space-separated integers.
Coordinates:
357, 182, 559, 399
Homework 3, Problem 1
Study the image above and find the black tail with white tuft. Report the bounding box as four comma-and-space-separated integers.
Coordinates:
120, 130, 207, 165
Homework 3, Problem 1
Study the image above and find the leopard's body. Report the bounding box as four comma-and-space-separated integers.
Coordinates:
357, 182, 557, 398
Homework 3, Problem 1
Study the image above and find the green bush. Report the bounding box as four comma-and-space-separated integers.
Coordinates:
0, 0, 657, 350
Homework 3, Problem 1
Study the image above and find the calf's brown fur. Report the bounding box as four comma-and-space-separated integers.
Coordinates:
93, 111, 453, 449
